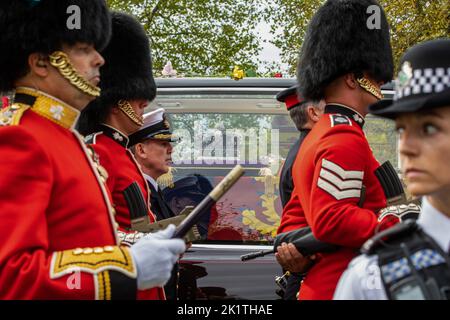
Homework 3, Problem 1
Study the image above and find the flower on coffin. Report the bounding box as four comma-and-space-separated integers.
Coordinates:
232, 66, 244, 81
162, 61, 177, 77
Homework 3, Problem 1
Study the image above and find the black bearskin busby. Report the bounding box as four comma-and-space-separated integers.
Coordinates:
0, 0, 111, 93
77, 11, 156, 136
296, 0, 394, 100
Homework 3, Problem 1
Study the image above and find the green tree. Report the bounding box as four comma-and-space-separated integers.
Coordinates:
263, 0, 324, 75
265, 0, 449, 74
379, 0, 449, 71
107, 0, 262, 76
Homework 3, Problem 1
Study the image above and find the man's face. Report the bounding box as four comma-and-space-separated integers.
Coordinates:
396, 106, 450, 198
48, 43, 104, 110
137, 139, 173, 179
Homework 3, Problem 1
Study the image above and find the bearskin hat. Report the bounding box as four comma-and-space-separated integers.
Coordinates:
0, 0, 111, 93
77, 11, 156, 136
296, 0, 394, 100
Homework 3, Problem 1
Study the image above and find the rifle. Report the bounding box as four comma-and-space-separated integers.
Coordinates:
241, 227, 338, 261
124, 183, 200, 242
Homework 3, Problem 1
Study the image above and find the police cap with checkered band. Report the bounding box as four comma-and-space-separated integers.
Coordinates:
369, 39, 450, 119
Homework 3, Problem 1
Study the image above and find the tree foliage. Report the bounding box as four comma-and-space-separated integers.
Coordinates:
380, 0, 449, 71
265, 0, 449, 75
263, 0, 324, 75
107, 0, 263, 76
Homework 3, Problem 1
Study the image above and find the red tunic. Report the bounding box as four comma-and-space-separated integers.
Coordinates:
278, 193, 309, 233
292, 104, 387, 300
87, 125, 163, 300
0, 88, 138, 299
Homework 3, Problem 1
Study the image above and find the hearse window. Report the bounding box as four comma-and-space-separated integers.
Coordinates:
148, 93, 399, 244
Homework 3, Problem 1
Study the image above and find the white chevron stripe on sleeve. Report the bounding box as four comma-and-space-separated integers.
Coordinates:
317, 178, 361, 200
319, 168, 363, 190
321, 159, 364, 180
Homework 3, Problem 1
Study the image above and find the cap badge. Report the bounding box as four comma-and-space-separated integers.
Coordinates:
398, 61, 413, 90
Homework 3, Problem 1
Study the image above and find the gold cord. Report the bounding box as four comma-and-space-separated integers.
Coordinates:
357, 77, 384, 100
117, 100, 144, 126
49, 51, 101, 97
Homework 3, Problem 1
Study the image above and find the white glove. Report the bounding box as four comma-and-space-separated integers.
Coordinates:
130, 224, 186, 290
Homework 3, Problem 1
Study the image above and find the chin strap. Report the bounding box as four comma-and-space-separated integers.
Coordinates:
49, 51, 101, 97
357, 77, 384, 100
117, 100, 144, 126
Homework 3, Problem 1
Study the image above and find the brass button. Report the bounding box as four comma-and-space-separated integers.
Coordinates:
73, 248, 83, 255
83, 248, 94, 255
94, 247, 104, 254
104, 246, 114, 253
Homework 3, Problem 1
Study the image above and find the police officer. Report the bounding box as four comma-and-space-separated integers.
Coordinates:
0, 0, 185, 299
275, 86, 324, 300
287, 0, 394, 299
334, 39, 450, 300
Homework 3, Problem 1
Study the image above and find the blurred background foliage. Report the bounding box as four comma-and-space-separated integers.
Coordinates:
265, 0, 449, 75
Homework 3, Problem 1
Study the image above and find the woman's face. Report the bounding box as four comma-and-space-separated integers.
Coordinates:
396, 106, 450, 197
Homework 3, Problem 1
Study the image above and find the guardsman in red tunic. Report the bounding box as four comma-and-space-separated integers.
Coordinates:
78, 11, 157, 236
77, 12, 165, 299
275, 86, 324, 299
0, 0, 185, 299
287, 0, 394, 299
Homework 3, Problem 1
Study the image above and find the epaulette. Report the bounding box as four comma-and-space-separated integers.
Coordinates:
329, 114, 352, 127
0, 104, 29, 127
361, 219, 419, 255
84, 132, 101, 144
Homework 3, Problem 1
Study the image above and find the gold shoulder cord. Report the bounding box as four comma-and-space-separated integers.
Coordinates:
117, 100, 144, 126
49, 51, 101, 97
357, 77, 384, 100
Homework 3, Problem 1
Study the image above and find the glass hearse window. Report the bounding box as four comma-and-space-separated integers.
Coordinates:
148, 92, 398, 244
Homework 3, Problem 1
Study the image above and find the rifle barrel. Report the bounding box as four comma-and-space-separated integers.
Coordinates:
240, 249, 274, 261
